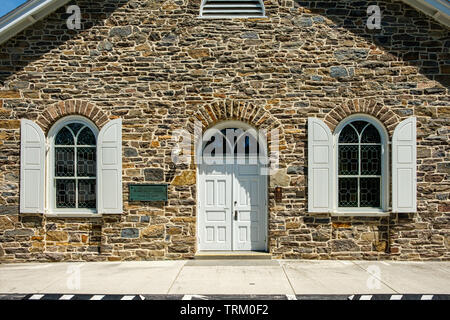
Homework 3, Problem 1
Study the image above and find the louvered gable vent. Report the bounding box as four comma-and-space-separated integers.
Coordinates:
200, 0, 265, 18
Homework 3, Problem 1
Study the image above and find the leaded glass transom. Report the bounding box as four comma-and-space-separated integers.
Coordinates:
202, 128, 260, 157
338, 120, 382, 208
54, 122, 96, 209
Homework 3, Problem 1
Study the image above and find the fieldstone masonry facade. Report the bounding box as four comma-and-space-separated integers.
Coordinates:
0, 0, 448, 262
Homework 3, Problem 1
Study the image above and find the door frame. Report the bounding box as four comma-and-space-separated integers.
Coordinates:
195, 120, 269, 252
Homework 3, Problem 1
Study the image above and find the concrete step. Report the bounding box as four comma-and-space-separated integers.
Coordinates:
194, 251, 272, 260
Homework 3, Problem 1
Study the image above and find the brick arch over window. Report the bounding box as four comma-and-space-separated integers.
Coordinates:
187, 100, 286, 151
324, 99, 400, 136
36, 100, 109, 133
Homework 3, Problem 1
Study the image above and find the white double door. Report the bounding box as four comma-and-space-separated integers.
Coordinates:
198, 162, 266, 251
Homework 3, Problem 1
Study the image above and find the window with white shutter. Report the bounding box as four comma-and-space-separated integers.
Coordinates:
307, 115, 392, 216
20, 116, 123, 216
199, 0, 265, 18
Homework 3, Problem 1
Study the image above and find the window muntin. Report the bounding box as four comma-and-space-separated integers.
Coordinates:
337, 120, 382, 208
54, 122, 96, 209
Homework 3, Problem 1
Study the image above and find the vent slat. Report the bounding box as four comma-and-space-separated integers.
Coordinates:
203, 10, 262, 13
204, 5, 261, 8
205, 0, 261, 2
200, 0, 265, 18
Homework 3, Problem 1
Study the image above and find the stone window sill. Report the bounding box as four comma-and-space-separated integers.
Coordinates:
331, 211, 390, 217
45, 213, 102, 218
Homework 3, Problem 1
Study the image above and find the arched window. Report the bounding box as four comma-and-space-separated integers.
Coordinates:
199, 0, 265, 18
336, 117, 387, 210
48, 116, 98, 212
308, 115, 416, 216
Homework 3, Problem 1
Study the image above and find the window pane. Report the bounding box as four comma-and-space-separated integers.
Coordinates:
56, 179, 76, 208
338, 145, 359, 175
78, 180, 96, 208
77, 127, 96, 145
55, 127, 74, 145
338, 178, 358, 207
55, 147, 75, 177
338, 125, 358, 143
361, 145, 381, 175
360, 178, 380, 207
237, 132, 260, 156
77, 147, 96, 177
67, 123, 84, 135
361, 124, 381, 143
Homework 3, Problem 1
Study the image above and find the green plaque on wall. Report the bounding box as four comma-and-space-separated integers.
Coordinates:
129, 184, 168, 201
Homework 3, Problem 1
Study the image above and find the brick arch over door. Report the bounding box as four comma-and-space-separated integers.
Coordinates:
187, 100, 286, 152
36, 100, 109, 133
324, 98, 400, 136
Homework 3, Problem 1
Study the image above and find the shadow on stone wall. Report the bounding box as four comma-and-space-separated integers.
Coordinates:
0, 0, 448, 89
0, 0, 132, 86
292, 0, 449, 89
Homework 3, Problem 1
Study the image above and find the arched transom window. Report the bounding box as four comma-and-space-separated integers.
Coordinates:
52, 119, 97, 210
202, 127, 261, 157
337, 120, 383, 208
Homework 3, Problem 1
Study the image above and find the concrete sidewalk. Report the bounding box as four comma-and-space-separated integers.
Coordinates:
0, 260, 449, 295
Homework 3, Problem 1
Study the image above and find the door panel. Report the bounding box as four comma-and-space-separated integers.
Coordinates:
232, 164, 266, 251
199, 164, 232, 250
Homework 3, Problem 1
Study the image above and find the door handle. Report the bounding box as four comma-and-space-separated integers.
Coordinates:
234, 210, 238, 220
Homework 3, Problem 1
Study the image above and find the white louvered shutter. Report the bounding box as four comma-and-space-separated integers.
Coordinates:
97, 118, 123, 214
392, 117, 417, 213
200, 0, 265, 18
20, 119, 45, 213
308, 118, 333, 213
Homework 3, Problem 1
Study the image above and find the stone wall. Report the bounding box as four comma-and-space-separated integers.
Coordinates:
0, 0, 448, 262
